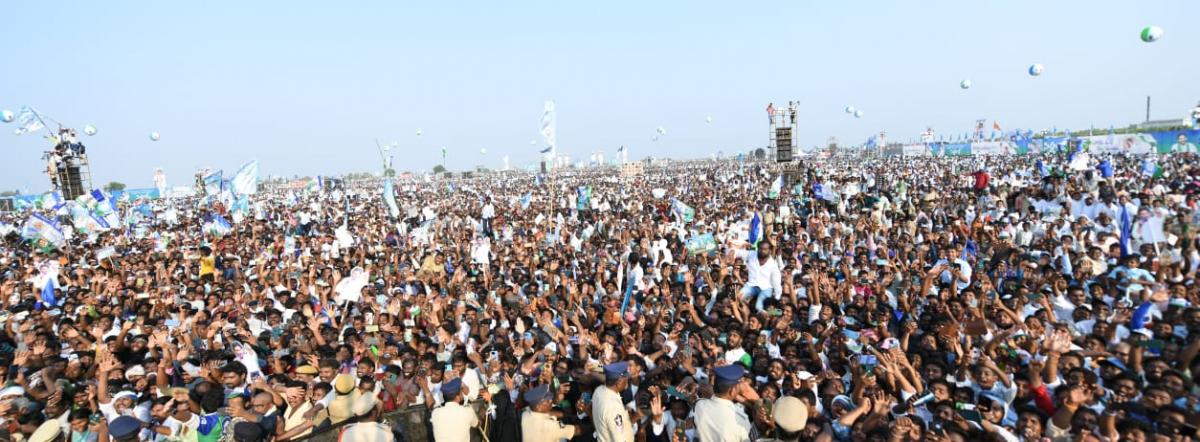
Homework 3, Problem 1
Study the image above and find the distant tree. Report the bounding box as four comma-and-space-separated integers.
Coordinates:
0, 190, 17, 197
384, 168, 396, 178
432, 165, 447, 174
104, 181, 126, 192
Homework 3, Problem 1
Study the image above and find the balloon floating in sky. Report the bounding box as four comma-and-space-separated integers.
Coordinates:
479, 148, 487, 155
1028, 64, 1045, 76
960, 79, 972, 90
651, 136, 659, 142
853, 110, 864, 118
656, 126, 667, 136
705, 116, 712, 124
844, 106, 855, 114
0, 110, 13, 123
83, 124, 97, 136
149, 132, 160, 141
1140, 26, 1163, 43
415, 129, 422, 136
529, 140, 537, 145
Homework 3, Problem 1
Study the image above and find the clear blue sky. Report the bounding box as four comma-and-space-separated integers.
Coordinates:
1, 1, 1196, 191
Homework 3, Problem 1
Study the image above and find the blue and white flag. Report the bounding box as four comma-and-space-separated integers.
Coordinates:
204, 213, 233, 237
1097, 159, 1113, 178
670, 198, 695, 223
41, 191, 64, 211
576, 186, 591, 210
40, 277, 57, 307
768, 175, 783, 199
383, 180, 399, 218
540, 101, 556, 154
520, 192, 532, 210
814, 182, 839, 201
22, 214, 66, 251
230, 160, 259, 195
12, 106, 47, 136
203, 170, 224, 195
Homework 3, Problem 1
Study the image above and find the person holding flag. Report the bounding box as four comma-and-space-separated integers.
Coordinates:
729, 210, 781, 312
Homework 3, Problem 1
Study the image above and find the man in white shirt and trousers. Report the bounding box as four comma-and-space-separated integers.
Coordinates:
481, 197, 495, 238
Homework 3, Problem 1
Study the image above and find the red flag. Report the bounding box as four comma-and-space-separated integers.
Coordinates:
993, 121, 1001, 131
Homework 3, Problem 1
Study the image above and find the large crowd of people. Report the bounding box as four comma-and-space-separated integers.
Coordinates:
1, 150, 1199, 442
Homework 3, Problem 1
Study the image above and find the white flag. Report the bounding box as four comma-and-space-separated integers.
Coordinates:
231, 160, 259, 195
13, 106, 46, 136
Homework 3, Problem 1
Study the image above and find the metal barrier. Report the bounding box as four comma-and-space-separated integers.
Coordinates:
292, 400, 486, 442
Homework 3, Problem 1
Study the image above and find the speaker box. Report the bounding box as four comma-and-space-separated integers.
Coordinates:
776, 127, 793, 162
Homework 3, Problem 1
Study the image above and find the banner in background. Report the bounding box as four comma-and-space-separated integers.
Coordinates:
970, 140, 1019, 155
901, 144, 929, 156
1153, 129, 1200, 154
1079, 133, 1155, 154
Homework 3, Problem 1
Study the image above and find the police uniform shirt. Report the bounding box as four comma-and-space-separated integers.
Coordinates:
431, 401, 478, 442
591, 385, 634, 442
693, 397, 753, 442
521, 409, 575, 442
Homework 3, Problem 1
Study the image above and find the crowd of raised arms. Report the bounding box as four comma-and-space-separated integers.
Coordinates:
1, 151, 1199, 442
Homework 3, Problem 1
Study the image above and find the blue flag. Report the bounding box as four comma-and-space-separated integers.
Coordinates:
1130, 301, 1154, 330
1098, 159, 1113, 178
1119, 205, 1131, 258
748, 212, 762, 248
1036, 160, 1048, 177
40, 277, 56, 307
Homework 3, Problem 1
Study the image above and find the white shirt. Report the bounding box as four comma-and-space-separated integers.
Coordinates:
735, 250, 782, 295
482, 203, 495, 219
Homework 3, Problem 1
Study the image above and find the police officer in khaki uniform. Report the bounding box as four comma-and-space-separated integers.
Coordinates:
521, 384, 580, 442
431, 378, 492, 442
592, 361, 635, 442
693, 364, 759, 442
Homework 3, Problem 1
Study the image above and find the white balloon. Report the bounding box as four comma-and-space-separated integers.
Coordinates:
415, 129, 422, 136
149, 131, 160, 141
656, 126, 667, 135
83, 124, 97, 136
960, 79, 972, 89
1028, 63, 1045, 76
844, 106, 856, 114
853, 110, 864, 118
530, 140, 537, 145
0, 110, 13, 123
705, 116, 713, 123
480, 148, 488, 154
652, 136, 659, 142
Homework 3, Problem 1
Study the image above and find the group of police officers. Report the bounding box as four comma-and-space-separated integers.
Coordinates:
429, 361, 807, 442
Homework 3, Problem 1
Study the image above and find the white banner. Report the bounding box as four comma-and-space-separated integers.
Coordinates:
971, 141, 1019, 155
1080, 133, 1155, 154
